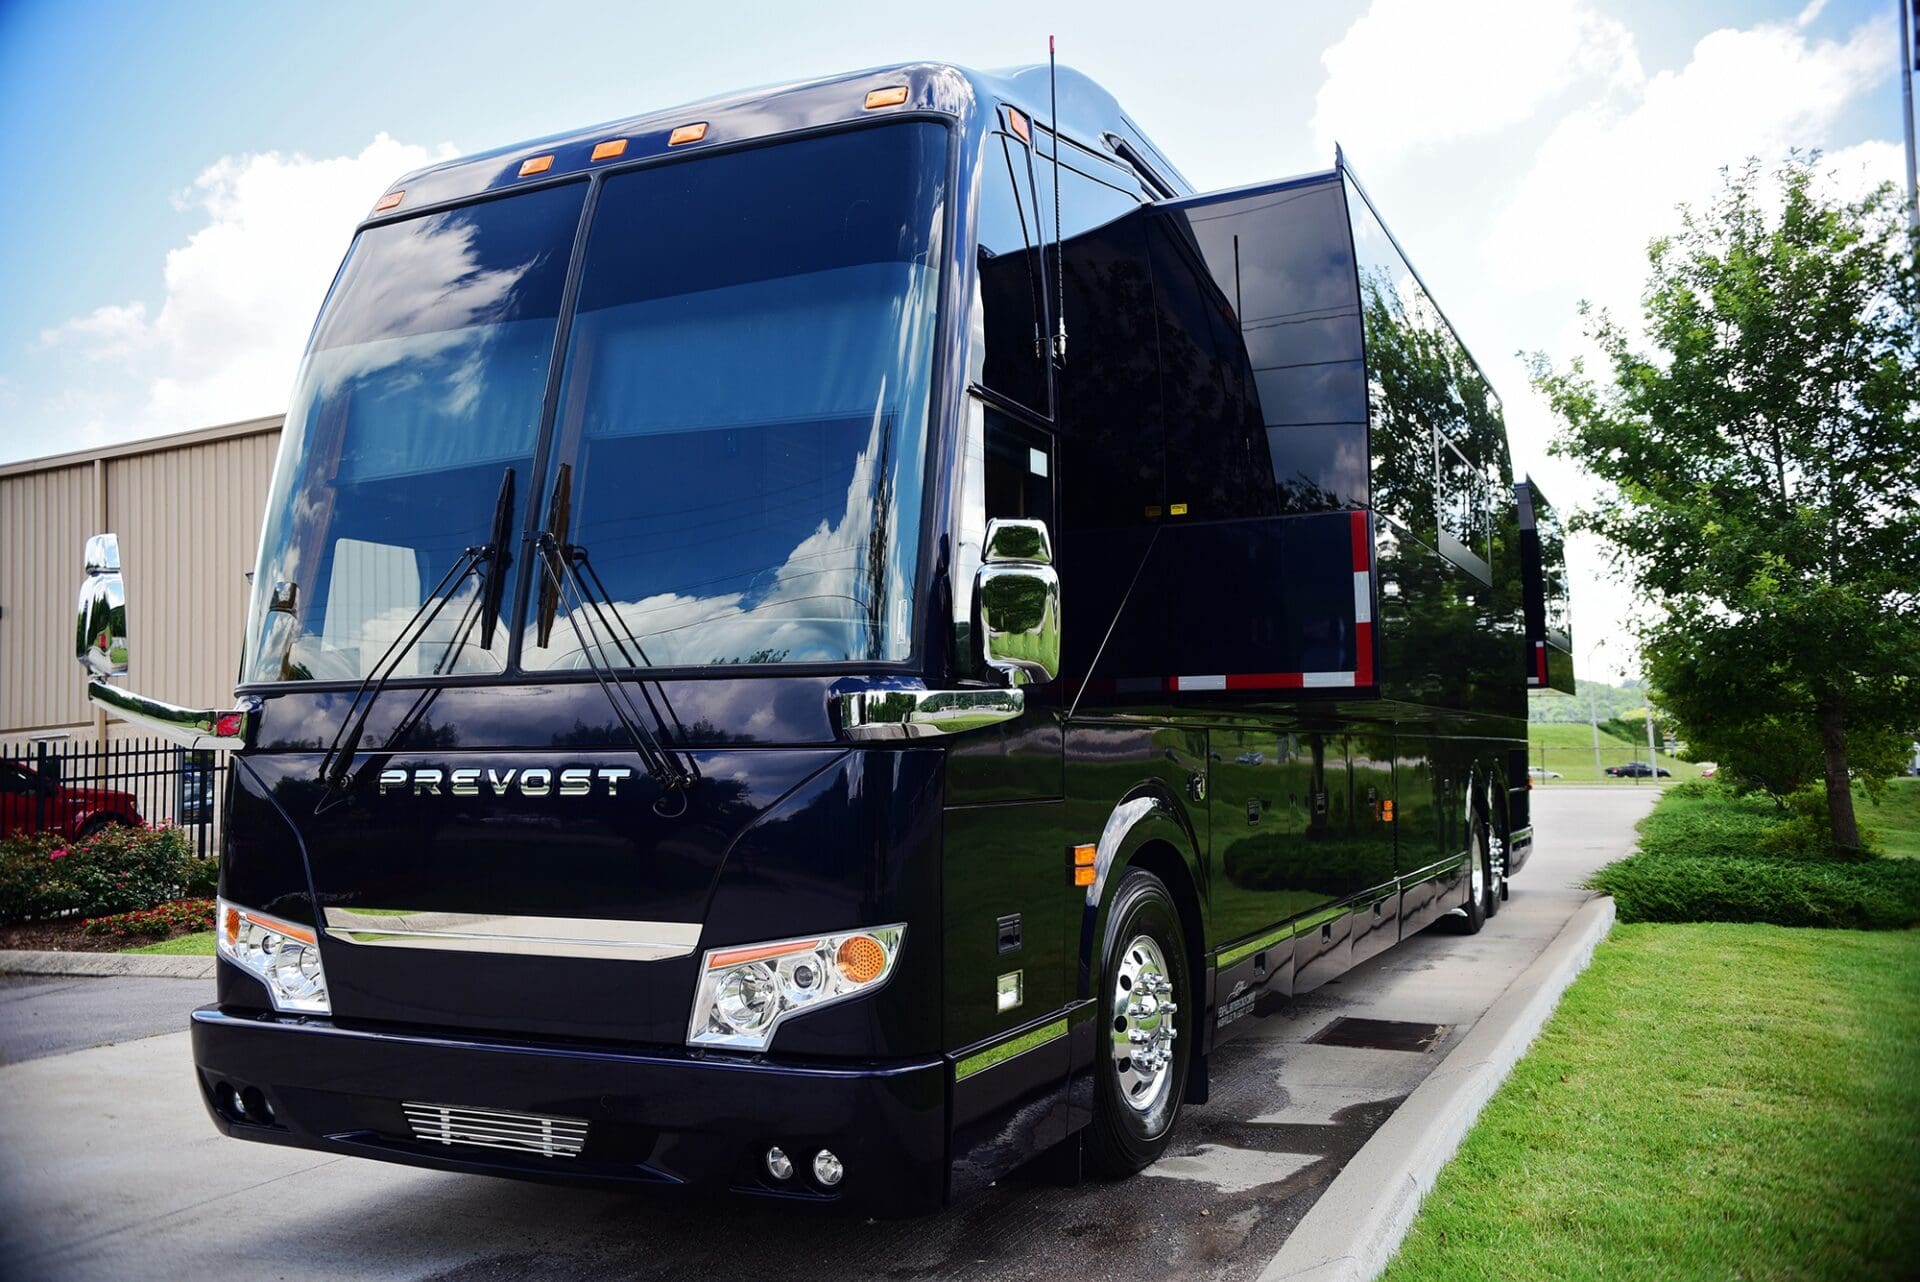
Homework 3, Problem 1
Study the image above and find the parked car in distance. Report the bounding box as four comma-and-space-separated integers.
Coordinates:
0, 759, 143, 839
1605, 762, 1671, 778
1526, 766, 1563, 780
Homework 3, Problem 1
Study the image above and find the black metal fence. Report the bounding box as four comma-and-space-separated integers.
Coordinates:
2, 736, 226, 857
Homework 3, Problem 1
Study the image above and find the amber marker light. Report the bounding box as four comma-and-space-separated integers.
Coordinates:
591, 139, 629, 162
864, 85, 909, 109
835, 935, 887, 984
519, 154, 555, 177
669, 121, 708, 146
222, 905, 240, 947
1074, 867, 1097, 888
1008, 108, 1030, 144
372, 190, 405, 213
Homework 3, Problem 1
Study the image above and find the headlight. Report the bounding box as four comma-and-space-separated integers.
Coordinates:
217, 899, 330, 1015
688, 925, 904, 1050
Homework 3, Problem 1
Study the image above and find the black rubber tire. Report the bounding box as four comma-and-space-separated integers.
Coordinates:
1484, 829, 1503, 920
1085, 869, 1190, 1178
1455, 820, 1489, 935
76, 815, 127, 840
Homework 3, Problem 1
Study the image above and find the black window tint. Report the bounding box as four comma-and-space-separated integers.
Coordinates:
975, 134, 1050, 413
1151, 218, 1273, 520
1165, 177, 1368, 515
1347, 175, 1506, 581
1045, 164, 1159, 531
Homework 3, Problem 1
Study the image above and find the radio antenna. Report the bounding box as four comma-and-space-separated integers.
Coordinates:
1049, 34, 1066, 363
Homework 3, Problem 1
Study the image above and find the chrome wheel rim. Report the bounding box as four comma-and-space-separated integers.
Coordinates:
1110, 933, 1178, 1114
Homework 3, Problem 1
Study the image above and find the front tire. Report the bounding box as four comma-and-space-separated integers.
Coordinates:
1086, 869, 1190, 1178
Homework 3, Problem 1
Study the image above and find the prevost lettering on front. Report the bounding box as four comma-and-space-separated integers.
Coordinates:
376, 766, 634, 797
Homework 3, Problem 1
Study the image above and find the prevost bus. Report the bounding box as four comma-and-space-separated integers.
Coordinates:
72, 61, 1572, 1215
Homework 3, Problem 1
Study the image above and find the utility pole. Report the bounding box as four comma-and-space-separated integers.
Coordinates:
1903, 0, 1918, 231
1647, 704, 1661, 785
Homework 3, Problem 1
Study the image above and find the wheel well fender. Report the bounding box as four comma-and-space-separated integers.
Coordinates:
1076, 786, 1206, 1004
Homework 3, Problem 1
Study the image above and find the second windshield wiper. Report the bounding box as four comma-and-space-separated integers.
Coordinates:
315, 467, 515, 796
535, 468, 698, 812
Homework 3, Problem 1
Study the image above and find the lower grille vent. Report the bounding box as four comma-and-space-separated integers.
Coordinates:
402, 1102, 588, 1158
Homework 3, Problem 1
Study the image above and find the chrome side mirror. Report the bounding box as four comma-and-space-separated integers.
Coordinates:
76, 532, 128, 678
975, 518, 1060, 686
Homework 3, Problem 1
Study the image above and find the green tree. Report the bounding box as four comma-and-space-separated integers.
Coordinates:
1532, 156, 1920, 853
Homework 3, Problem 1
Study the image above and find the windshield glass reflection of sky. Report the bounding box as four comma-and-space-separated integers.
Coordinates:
527, 122, 946, 669
244, 184, 583, 683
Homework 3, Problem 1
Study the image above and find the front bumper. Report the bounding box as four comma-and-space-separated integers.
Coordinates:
190, 1007, 949, 1216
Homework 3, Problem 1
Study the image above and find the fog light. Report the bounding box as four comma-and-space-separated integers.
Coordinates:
812, 1149, 843, 1187
766, 1146, 793, 1180
214, 1082, 239, 1119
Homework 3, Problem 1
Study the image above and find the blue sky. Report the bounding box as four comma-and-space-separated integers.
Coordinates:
0, 0, 1910, 674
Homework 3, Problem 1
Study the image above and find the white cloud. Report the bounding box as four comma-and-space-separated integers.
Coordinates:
1312, 0, 1640, 164
40, 133, 456, 445
1488, 17, 1890, 310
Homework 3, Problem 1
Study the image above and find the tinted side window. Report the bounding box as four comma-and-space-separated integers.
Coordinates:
1347, 176, 1506, 582
1045, 164, 1159, 531
974, 133, 1050, 414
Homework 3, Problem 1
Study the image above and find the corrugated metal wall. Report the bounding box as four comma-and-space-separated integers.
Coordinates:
0, 419, 282, 740
0, 462, 96, 734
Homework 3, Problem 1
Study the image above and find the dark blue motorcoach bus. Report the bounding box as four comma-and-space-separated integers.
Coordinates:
72, 61, 1571, 1215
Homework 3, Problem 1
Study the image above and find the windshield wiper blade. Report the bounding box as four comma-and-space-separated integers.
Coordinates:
534, 489, 697, 812
315, 467, 515, 797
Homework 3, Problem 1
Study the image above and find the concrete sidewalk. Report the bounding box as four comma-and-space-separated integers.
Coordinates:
0, 788, 1654, 1281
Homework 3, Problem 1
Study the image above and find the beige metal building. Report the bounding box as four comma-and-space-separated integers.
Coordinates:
0, 415, 283, 742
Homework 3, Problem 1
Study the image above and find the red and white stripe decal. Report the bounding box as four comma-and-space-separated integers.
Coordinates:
1528, 641, 1547, 686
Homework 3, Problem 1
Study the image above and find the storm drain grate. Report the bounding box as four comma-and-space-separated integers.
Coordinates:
1308, 1017, 1448, 1053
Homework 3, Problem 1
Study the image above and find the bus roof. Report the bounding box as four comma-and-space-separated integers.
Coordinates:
365, 61, 1191, 223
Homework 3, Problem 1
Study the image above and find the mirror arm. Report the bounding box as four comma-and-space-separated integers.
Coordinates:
86, 680, 255, 751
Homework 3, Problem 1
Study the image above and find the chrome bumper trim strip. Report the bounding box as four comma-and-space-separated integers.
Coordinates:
322, 909, 700, 961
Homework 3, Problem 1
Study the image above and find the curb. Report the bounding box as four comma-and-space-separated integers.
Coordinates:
1257, 894, 1618, 1282
0, 949, 215, 980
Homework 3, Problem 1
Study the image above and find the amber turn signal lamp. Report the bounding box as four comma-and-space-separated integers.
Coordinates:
1072, 843, 1096, 867
1073, 867, 1097, 888
1008, 108, 1030, 143
372, 190, 405, 213
519, 154, 554, 177
591, 139, 628, 162
836, 935, 887, 984
864, 86, 909, 109
669, 122, 708, 146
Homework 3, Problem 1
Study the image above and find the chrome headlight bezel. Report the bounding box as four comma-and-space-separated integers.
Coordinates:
687, 925, 905, 1050
216, 898, 331, 1015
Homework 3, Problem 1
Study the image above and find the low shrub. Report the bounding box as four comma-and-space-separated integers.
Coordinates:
1592, 855, 1920, 930
1633, 784, 1782, 862
81, 898, 215, 941
0, 824, 194, 924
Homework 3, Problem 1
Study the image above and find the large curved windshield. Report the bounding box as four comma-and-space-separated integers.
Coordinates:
243, 182, 585, 683
526, 122, 946, 669
243, 121, 947, 684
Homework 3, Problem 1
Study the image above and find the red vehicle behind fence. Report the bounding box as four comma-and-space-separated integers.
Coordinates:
0, 759, 143, 840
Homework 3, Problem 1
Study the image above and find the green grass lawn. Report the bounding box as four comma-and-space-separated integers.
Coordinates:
1383, 923, 1920, 1281
123, 930, 215, 956
1860, 777, 1920, 858
1527, 721, 1706, 784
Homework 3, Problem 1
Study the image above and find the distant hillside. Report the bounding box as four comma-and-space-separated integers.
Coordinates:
1529, 679, 1656, 724
1527, 720, 1704, 783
